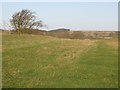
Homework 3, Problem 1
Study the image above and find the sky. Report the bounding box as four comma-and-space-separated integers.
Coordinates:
1, 1, 118, 31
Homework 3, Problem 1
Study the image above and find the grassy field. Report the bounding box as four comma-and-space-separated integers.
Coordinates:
2, 33, 118, 88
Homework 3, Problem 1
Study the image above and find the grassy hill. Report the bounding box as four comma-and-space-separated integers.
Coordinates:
49, 28, 70, 32
2, 33, 118, 88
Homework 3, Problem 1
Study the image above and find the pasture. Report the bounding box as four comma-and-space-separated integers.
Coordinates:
2, 32, 118, 88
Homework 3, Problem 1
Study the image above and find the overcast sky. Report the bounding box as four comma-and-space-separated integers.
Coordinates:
1, 1, 118, 31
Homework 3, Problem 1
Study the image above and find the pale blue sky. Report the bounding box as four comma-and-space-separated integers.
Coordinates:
1, 2, 118, 31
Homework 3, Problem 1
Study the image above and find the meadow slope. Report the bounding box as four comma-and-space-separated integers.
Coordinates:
2, 33, 118, 88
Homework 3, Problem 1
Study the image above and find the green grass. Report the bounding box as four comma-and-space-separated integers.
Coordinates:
2, 33, 118, 88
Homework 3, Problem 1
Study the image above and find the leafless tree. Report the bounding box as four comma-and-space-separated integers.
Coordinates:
10, 9, 44, 34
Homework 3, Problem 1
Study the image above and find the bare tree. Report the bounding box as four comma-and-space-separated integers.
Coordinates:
10, 9, 44, 34
3, 20, 13, 34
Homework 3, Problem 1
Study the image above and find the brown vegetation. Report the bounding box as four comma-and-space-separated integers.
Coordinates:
2, 29, 118, 39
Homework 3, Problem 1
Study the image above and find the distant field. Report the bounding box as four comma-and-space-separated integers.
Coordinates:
2, 33, 118, 88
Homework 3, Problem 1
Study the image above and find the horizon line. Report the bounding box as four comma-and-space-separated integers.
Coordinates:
0, 28, 118, 31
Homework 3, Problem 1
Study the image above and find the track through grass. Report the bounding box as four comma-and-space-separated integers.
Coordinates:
2, 34, 118, 88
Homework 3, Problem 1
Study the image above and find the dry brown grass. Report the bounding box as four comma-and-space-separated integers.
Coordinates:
105, 39, 118, 49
